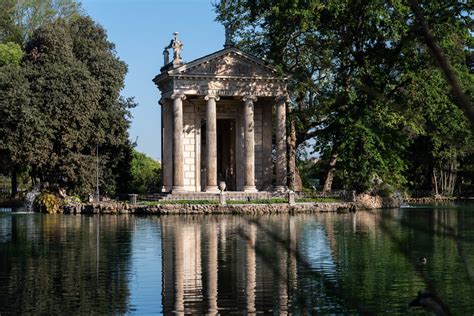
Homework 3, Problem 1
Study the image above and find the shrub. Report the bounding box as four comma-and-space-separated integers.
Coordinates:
34, 191, 62, 213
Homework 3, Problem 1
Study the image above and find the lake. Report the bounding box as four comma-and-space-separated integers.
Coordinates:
1, 203, 473, 314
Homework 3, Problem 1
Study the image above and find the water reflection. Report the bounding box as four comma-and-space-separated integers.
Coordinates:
159, 207, 474, 314
0, 214, 134, 314
160, 215, 324, 314
0, 204, 473, 314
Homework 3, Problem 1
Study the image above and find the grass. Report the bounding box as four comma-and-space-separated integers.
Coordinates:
227, 198, 288, 204
138, 200, 219, 206
296, 197, 342, 203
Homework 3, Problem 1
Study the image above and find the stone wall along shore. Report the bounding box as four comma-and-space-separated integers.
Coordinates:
59, 194, 400, 215
62, 202, 355, 215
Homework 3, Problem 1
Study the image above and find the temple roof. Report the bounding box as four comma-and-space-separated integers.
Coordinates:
154, 46, 288, 98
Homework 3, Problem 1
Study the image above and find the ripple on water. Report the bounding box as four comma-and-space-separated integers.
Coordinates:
1, 207, 474, 314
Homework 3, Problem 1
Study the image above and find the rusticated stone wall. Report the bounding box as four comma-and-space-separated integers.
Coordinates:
62, 201, 356, 215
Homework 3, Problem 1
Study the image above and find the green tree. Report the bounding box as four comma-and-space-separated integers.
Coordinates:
402, 2, 473, 196
215, 0, 472, 194
0, 63, 34, 196
0, 42, 22, 66
0, 16, 135, 196
0, 0, 82, 44
23, 19, 101, 193
129, 150, 161, 194
68, 16, 136, 195
0, 39, 29, 196
0, 0, 84, 196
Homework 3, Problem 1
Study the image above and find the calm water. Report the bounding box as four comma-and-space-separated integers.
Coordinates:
1, 204, 473, 314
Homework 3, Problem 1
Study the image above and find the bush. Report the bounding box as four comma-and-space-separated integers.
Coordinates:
34, 191, 62, 213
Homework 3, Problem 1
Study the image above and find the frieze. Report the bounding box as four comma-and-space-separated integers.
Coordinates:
183, 54, 275, 77
172, 79, 286, 97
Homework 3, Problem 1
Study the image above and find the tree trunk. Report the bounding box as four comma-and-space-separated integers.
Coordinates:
323, 152, 338, 194
287, 107, 303, 191
11, 166, 18, 198
433, 168, 439, 196
435, 159, 458, 197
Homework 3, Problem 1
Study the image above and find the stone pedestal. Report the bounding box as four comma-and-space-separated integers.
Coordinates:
219, 192, 226, 205
243, 95, 258, 192
288, 190, 295, 205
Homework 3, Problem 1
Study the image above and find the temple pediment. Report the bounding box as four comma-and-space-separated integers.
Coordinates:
154, 46, 287, 97
173, 48, 278, 78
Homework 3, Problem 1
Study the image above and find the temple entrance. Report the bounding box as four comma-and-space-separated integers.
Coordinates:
217, 119, 236, 191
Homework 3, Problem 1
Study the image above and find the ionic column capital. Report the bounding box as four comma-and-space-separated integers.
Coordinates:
171, 93, 186, 100
158, 97, 166, 106
242, 94, 257, 104
205, 94, 220, 101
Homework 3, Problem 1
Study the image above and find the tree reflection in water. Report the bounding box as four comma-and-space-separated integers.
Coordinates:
159, 206, 474, 314
0, 214, 133, 314
1, 205, 473, 314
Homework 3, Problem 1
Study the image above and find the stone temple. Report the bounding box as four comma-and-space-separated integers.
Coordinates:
154, 33, 288, 194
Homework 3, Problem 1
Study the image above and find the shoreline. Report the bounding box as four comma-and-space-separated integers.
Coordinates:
61, 194, 401, 215
63, 201, 357, 215
404, 196, 474, 204
2, 193, 404, 214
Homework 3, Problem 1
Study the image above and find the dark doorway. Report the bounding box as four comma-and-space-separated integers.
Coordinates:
217, 119, 236, 191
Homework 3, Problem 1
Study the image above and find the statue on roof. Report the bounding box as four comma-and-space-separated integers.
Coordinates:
163, 32, 183, 66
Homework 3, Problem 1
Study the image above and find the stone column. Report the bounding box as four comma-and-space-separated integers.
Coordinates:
172, 93, 186, 192
243, 95, 258, 192
205, 94, 220, 193
262, 104, 273, 190
275, 96, 288, 191
161, 98, 173, 192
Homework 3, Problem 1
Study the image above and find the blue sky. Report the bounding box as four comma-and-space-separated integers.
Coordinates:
81, 0, 225, 160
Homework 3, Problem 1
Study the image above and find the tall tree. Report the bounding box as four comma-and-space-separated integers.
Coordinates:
69, 16, 136, 195
215, 0, 472, 194
0, 0, 82, 45
0, 63, 32, 196
0, 16, 136, 196
23, 19, 101, 193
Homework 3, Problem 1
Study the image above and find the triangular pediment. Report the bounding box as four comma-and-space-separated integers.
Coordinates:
172, 48, 279, 78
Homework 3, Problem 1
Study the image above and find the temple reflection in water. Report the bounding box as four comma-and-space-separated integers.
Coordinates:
160, 215, 304, 314
1, 208, 472, 314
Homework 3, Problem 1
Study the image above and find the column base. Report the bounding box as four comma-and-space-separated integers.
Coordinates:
205, 186, 220, 193
243, 186, 258, 193
273, 186, 287, 193
172, 186, 186, 193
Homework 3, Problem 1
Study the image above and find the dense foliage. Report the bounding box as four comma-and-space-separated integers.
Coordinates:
129, 150, 161, 195
0, 3, 135, 197
0, 0, 82, 44
216, 0, 473, 195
